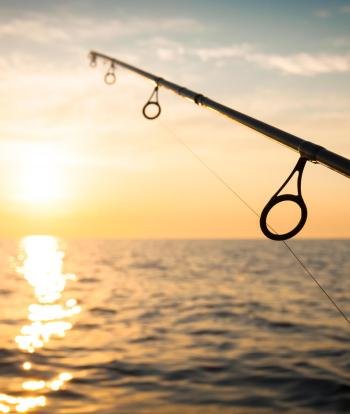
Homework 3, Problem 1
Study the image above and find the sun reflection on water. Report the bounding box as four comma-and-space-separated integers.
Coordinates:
1, 235, 80, 413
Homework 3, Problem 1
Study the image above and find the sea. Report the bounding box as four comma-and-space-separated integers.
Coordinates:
0, 237, 349, 414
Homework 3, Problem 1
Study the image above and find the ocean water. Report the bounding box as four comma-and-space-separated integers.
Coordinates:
0, 238, 349, 414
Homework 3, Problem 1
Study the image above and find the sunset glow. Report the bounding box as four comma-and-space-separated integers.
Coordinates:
0, 1, 348, 238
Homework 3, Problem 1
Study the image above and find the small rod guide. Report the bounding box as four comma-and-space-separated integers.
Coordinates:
89, 50, 350, 179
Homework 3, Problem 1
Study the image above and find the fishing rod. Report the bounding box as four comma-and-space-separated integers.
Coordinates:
88, 50, 350, 241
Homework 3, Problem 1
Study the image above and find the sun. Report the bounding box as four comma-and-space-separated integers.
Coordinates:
15, 144, 67, 206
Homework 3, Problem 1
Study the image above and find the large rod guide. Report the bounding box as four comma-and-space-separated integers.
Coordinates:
89, 50, 349, 240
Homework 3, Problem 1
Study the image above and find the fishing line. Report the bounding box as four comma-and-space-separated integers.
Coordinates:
158, 119, 350, 327
88, 51, 349, 326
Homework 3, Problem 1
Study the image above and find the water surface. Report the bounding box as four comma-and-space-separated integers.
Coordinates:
0, 238, 349, 413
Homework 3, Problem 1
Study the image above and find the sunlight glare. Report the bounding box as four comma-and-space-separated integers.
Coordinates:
15, 145, 66, 206
0, 235, 81, 413
15, 236, 80, 353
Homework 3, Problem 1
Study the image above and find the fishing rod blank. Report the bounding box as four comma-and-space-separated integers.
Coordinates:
88, 50, 350, 240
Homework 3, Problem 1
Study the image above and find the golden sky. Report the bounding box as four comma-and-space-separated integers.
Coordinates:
0, 0, 349, 238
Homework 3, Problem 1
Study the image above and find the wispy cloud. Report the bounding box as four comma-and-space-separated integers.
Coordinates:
247, 52, 350, 75
314, 9, 331, 18
148, 38, 350, 76
0, 14, 201, 44
194, 45, 350, 76
314, 4, 350, 18
0, 17, 67, 43
151, 38, 186, 62
195, 44, 252, 61
340, 5, 350, 13
330, 36, 350, 48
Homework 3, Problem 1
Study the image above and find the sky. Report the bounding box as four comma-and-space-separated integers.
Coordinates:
0, 0, 349, 238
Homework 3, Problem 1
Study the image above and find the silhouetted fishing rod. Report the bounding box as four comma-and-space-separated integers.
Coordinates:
89, 50, 350, 241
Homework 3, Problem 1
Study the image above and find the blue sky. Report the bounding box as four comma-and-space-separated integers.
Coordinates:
1, 1, 349, 90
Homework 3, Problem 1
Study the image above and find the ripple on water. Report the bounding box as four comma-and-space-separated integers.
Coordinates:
1, 239, 350, 414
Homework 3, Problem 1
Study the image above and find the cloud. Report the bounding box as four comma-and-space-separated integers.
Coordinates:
314, 9, 331, 18
247, 52, 350, 75
340, 5, 350, 13
0, 14, 201, 44
145, 37, 186, 62
194, 44, 350, 76
331, 36, 350, 47
196, 44, 252, 61
0, 17, 68, 43
313, 4, 350, 17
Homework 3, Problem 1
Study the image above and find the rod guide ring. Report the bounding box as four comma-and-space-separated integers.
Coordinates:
104, 72, 116, 85
260, 194, 307, 241
142, 102, 161, 120
260, 157, 308, 241
89, 52, 97, 68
